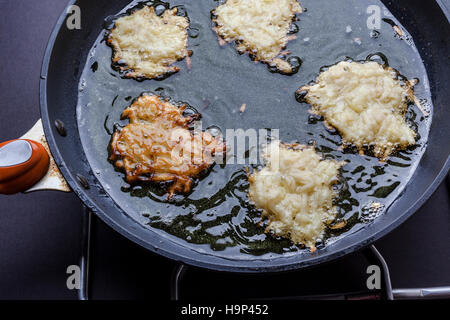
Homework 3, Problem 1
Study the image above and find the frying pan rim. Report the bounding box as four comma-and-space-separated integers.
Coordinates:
39, 0, 450, 273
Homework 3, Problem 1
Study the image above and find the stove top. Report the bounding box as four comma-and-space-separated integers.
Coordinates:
0, 0, 449, 300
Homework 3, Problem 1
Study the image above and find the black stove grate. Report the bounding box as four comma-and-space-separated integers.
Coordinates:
78, 206, 450, 300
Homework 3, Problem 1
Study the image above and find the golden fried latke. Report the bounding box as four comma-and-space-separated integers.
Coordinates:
110, 95, 225, 198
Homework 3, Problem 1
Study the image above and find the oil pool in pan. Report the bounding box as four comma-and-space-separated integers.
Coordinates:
76, 0, 433, 259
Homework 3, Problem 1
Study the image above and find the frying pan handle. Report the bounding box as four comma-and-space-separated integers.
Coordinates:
0, 119, 71, 194
0, 139, 50, 194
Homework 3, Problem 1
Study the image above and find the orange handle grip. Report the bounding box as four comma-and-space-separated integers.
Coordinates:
0, 139, 50, 194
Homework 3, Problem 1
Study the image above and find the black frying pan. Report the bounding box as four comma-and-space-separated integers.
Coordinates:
6, 0, 449, 272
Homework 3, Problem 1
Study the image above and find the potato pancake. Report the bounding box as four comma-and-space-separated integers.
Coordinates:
248, 142, 342, 250
107, 6, 189, 80
298, 61, 417, 159
110, 95, 225, 198
212, 0, 302, 73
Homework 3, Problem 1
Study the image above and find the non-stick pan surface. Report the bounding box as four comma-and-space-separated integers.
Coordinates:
41, 0, 450, 272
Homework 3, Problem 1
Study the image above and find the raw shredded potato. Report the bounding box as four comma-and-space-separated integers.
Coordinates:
248, 142, 342, 249
213, 0, 302, 72
108, 6, 189, 79
303, 61, 416, 158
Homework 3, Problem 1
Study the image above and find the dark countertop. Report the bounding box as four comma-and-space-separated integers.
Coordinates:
0, 0, 449, 299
